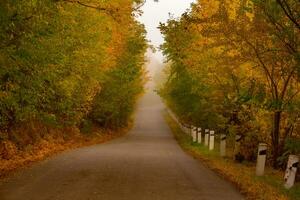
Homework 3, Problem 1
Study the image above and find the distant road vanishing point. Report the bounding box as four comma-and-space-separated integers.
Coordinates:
0, 89, 244, 200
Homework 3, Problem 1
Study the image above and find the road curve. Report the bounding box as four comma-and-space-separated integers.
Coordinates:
0, 90, 243, 200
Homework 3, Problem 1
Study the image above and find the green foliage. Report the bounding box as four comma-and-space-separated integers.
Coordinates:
159, 0, 300, 167
90, 24, 147, 128
80, 119, 93, 135
284, 138, 300, 155
0, 0, 147, 138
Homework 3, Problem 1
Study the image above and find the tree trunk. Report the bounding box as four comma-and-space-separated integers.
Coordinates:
272, 111, 282, 168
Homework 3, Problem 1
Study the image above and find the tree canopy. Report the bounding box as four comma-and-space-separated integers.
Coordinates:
159, 0, 300, 168
0, 0, 147, 144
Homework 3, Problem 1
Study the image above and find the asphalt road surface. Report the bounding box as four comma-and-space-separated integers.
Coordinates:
0, 90, 244, 200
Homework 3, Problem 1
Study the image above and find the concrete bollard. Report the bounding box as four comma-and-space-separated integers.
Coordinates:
169, 110, 176, 123
184, 125, 189, 135
204, 129, 209, 146
185, 125, 189, 135
256, 143, 267, 176
180, 123, 184, 131
220, 134, 226, 157
284, 155, 299, 189
234, 135, 242, 153
192, 126, 197, 142
188, 125, 192, 136
197, 127, 202, 144
209, 130, 215, 151
194, 126, 198, 142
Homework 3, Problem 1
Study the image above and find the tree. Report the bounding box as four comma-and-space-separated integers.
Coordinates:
159, 0, 300, 167
0, 0, 147, 145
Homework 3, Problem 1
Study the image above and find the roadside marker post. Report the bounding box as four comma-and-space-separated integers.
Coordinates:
184, 125, 189, 135
197, 127, 202, 144
204, 129, 209, 146
284, 155, 299, 189
192, 126, 197, 142
220, 134, 226, 157
209, 130, 215, 151
234, 135, 242, 154
256, 143, 267, 176
180, 123, 184, 132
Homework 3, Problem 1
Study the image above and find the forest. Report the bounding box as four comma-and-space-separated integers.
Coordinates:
0, 0, 299, 199
0, 0, 147, 161
159, 0, 300, 169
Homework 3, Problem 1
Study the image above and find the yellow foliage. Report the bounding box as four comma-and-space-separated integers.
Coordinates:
245, 1, 254, 21
197, 0, 220, 18
59, 77, 79, 98
227, 49, 240, 57
225, 0, 240, 20
213, 46, 224, 54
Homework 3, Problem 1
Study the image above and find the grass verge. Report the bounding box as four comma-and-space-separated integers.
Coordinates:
164, 112, 300, 200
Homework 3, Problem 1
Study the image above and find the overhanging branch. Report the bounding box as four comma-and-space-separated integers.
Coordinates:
57, 0, 118, 17
276, 0, 300, 31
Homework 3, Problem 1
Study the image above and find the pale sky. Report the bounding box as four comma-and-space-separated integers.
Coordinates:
137, 0, 196, 62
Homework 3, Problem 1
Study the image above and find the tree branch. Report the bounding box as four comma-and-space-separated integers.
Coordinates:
262, 7, 297, 55
241, 35, 279, 100
133, 0, 146, 11
276, 0, 300, 31
281, 67, 297, 100
59, 0, 110, 11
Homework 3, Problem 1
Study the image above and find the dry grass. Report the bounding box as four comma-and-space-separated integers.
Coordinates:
165, 113, 300, 200
0, 124, 131, 179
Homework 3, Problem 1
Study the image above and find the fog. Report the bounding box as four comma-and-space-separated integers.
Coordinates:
137, 0, 196, 89
137, 0, 196, 62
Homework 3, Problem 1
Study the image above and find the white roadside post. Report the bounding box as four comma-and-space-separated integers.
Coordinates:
256, 143, 267, 176
220, 134, 226, 157
169, 110, 176, 123
184, 124, 188, 135
209, 130, 215, 151
175, 115, 179, 124
234, 135, 242, 154
192, 126, 197, 142
186, 125, 190, 136
197, 127, 202, 144
185, 125, 189, 135
284, 155, 299, 189
174, 115, 178, 123
204, 129, 209, 146
180, 123, 184, 132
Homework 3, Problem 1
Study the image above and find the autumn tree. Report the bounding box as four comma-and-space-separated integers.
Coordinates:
159, 0, 300, 167
0, 0, 147, 147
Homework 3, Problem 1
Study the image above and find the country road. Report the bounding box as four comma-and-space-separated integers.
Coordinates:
0, 89, 244, 200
